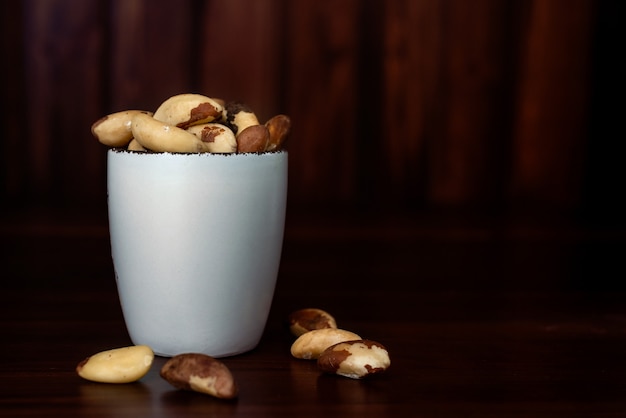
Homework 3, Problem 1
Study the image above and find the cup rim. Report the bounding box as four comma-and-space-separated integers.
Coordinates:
108, 148, 287, 158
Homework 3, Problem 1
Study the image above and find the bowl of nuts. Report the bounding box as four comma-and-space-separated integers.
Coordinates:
93, 93, 290, 357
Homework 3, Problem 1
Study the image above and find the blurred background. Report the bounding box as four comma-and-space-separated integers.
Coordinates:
1, 0, 624, 222
0, 0, 624, 291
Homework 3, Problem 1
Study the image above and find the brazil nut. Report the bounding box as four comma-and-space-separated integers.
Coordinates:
236, 124, 270, 153
265, 114, 291, 151
160, 353, 238, 399
76, 345, 154, 383
90, 92, 290, 154
91, 110, 152, 147
288, 308, 337, 337
131, 112, 207, 153
153, 93, 223, 129
290, 328, 361, 360
224, 101, 260, 136
186, 123, 237, 153
317, 340, 391, 379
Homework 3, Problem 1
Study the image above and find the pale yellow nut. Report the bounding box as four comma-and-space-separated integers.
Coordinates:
153, 93, 223, 129
224, 101, 260, 136
186, 123, 237, 153
160, 353, 238, 399
76, 345, 154, 383
91, 110, 152, 147
127, 138, 147, 152
288, 308, 337, 337
290, 328, 361, 360
317, 340, 391, 379
131, 112, 207, 153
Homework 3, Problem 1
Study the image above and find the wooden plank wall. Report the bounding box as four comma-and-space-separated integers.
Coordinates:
1, 0, 620, 223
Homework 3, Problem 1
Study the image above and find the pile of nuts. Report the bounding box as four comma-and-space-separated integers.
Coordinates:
288, 308, 391, 379
91, 93, 290, 154
76, 347, 238, 400
79, 94, 389, 399
75, 308, 390, 400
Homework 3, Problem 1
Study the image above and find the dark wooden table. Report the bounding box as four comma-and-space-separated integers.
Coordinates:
1, 209, 625, 417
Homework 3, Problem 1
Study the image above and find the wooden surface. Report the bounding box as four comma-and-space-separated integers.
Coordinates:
1, 211, 625, 417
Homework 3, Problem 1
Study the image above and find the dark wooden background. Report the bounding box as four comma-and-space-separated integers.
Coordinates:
1, 0, 624, 226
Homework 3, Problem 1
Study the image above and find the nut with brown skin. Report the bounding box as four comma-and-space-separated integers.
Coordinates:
153, 94, 223, 129
317, 340, 390, 379
265, 114, 291, 151
288, 308, 337, 337
236, 124, 270, 153
91, 93, 292, 154
290, 328, 361, 360
224, 101, 260, 136
160, 353, 238, 400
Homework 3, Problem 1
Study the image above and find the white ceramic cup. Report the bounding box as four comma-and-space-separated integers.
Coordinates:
107, 149, 288, 357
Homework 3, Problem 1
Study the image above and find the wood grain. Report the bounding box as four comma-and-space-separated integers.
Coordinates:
1, 211, 625, 416
1, 0, 610, 220
510, 0, 594, 208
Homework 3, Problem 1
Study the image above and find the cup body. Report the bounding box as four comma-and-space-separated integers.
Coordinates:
107, 149, 287, 357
